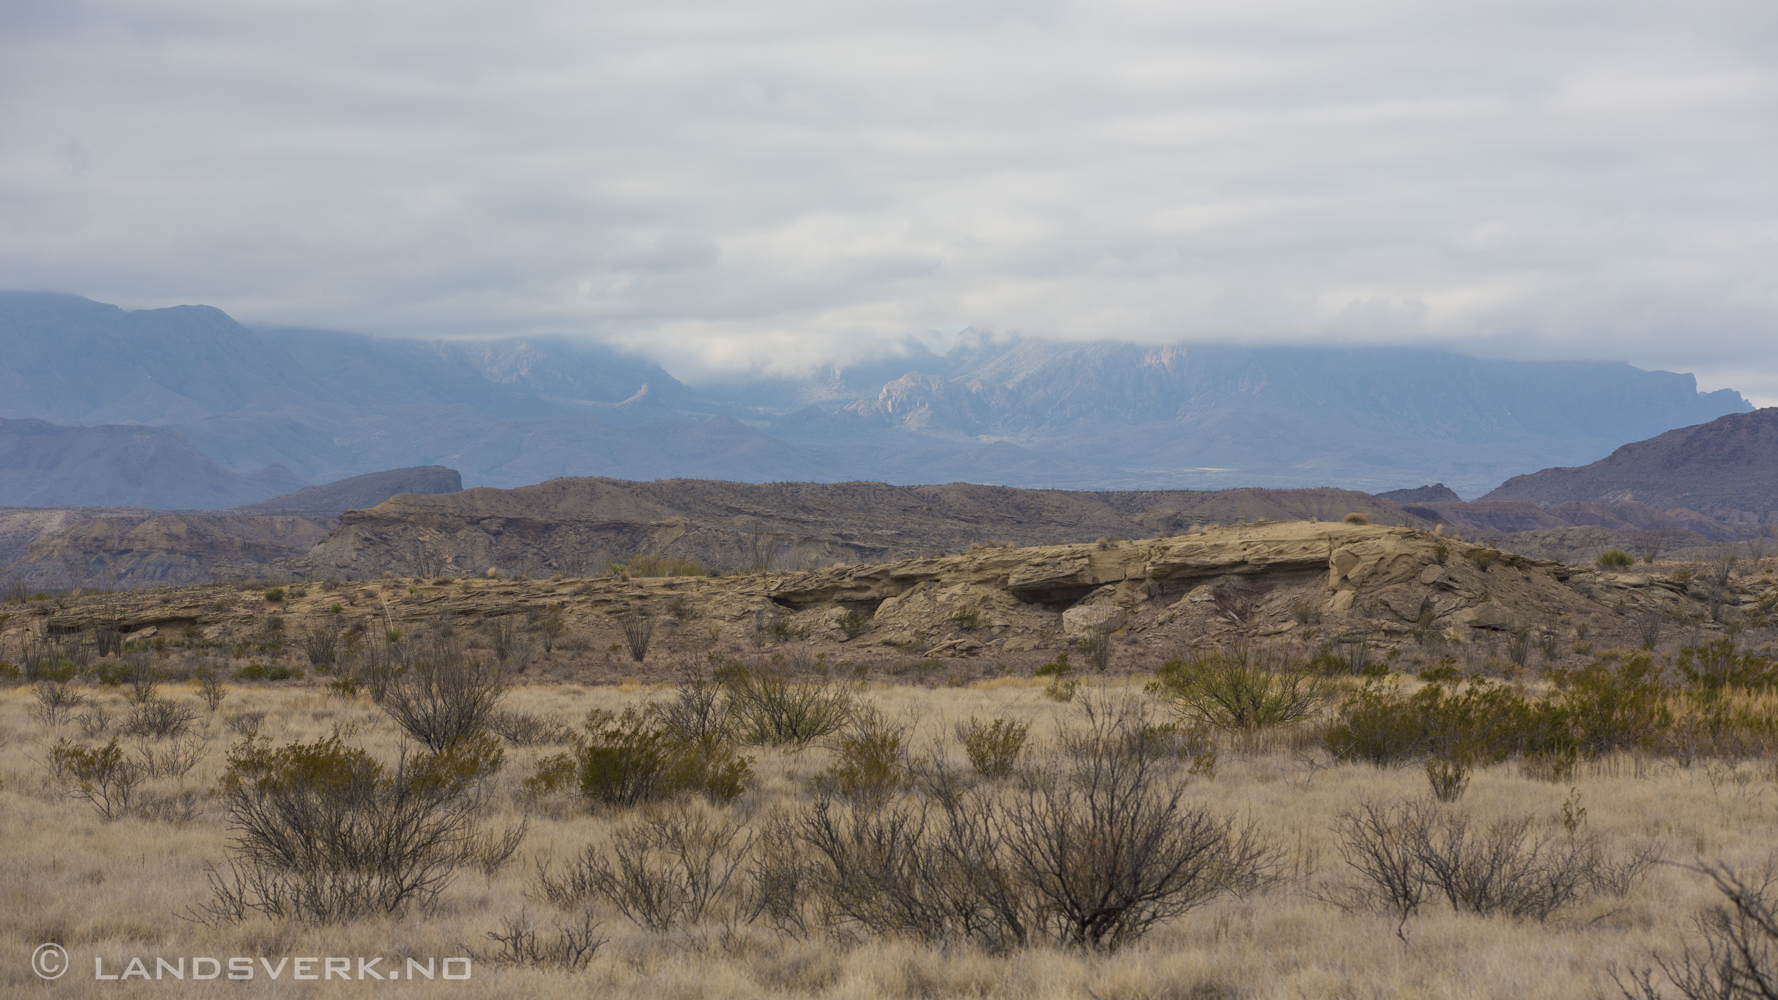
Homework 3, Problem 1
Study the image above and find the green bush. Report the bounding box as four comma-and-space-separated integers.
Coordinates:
1324, 676, 1541, 766
204, 733, 504, 923
820, 705, 915, 805
1328, 652, 1683, 769
530, 708, 752, 808
1148, 647, 1322, 730
264, 588, 286, 602
1597, 549, 1635, 569
1036, 652, 1078, 702
1545, 651, 1671, 755
958, 716, 1032, 779
1676, 639, 1778, 695
234, 663, 300, 681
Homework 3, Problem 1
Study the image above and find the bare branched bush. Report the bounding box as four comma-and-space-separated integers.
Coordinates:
719, 663, 853, 748
488, 616, 530, 670
1334, 798, 1635, 927
195, 660, 228, 711
1617, 864, 1778, 1000
200, 733, 505, 923
488, 709, 576, 747
1078, 625, 1113, 672
799, 785, 1033, 954
482, 910, 604, 969
225, 710, 267, 737
301, 616, 341, 666
377, 639, 507, 752
135, 733, 212, 778
622, 614, 655, 663
76, 705, 111, 739
33, 680, 86, 727
537, 804, 753, 933
1002, 697, 1276, 950
655, 663, 732, 744
1638, 612, 1664, 650
119, 698, 199, 740
124, 652, 159, 705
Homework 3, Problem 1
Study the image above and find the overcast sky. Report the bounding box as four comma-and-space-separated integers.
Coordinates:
3, 0, 1775, 399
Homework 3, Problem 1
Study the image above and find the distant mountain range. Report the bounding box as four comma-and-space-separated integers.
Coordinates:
0, 291, 1754, 506
1480, 407, 1778, 519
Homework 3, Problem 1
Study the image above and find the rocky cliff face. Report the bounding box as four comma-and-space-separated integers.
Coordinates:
24, 520, 1765, 669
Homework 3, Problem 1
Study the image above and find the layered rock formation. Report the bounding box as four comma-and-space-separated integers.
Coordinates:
27, 521, 1745, 670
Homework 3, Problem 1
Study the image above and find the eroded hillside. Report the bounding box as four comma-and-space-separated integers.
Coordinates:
11, 521, 1772, 676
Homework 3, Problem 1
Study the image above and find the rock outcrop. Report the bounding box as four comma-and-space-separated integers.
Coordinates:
23, 521, 1729, 668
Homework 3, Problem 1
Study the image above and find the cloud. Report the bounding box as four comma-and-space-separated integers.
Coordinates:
2, 0, 1776, 397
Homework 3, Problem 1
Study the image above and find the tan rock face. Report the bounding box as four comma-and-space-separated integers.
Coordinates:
15, 520, 1665, 662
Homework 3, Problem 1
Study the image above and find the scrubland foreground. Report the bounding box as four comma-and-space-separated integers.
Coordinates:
4, 630, 1778, 1000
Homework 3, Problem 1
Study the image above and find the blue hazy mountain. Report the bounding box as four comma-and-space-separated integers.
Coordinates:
0, 292, 1752, 503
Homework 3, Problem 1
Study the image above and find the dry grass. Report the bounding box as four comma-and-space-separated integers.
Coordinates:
1, 673, 1774, 998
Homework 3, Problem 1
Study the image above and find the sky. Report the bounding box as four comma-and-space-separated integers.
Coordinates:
2, 0, 1776, 400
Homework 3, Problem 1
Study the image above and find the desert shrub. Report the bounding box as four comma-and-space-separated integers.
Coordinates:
536, 804, 752, 933
200, 733, 504, 923
488, 616, 530, 670
1078, 626, 1113, 672
32, 679, 86, 726
718, 664, 852, 748
376, 639, 507, 752
655, 664, 732, 743
1676, 639, 1778, 696
1546, 651, 1672, 756
194, 661, 228, 711
76, 704, 111, 738
1036, 652, 1078, 702
1343, 512, 1370, 525
838, 610, 869, 639
301, 616, 341, 666
225, 710, 267, 737
482, 911, 604, 970
1506, 628, 1533, 669
135, 734, 212, 779
1335, 799, 1628, 926
488, 709, 577, 747
234, 663, 299, 681
1000, 695, 1276, 950
1599, 548, 1636, 569
1149, 647, 1321, 730
531, 708, 753, 808
50, 738, 143, 820
1324, 676, 1540, 767
798, 788, 1033, 953
622, 552, 706, 578
621, 614, 654, 663
264, 588, 285, 602
1637, 611, 1664, 650
957, 716, 1032, 779
1424, 754, 1471, 802
818, 705, 916, 806
1617, 864, 1778, 1000
118, 697, 199, 740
